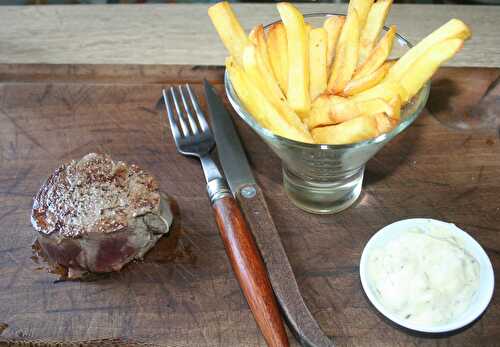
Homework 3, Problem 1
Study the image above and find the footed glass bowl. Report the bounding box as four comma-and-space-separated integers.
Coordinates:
225, 13, 430, 214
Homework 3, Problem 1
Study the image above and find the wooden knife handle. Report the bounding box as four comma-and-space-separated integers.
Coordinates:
236, 185, 334, 347
212, 195, 289, 347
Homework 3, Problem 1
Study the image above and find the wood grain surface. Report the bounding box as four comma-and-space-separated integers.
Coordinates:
0, 64, 499, 347
0, 4, 499, 68
236, 186, 332, 347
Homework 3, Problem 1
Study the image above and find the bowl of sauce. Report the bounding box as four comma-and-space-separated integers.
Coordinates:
360, 218, 494, 333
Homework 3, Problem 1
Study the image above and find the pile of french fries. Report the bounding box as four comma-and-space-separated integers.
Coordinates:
209, 1, 471, 145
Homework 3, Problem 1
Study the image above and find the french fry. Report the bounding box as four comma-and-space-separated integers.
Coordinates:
277, 2, 311, 113
248, 27, 310, 131
373, 113, 397, 133
311, 111, 395, 145
307, 97, 394, 128
267, 23, 289, 94
312, 113, 379, 144
343, 60, 393, 96
399, 38, 463, 102
327, 8, 360, 94
242, 44, 283, 103
309, 94, 347, 124
323, 16, 345, 71
227, 57, 313, 143
387, 19, 471, 82
368, 97, 398, 119
226, 57, 268, 127
309, 28, 328, 101
388, 94, 401, 120
242, 44, 310, 136
249, 25, 285, 104
311, 93, 347, 110
249, 25, 277, 80
212, 2, 471, 146
350, 0, 375, 29
208, 2, 250, 66
358, 0, 393, 65
308, 99, 358, 129
351, 79, 408, 104
355, 25, 396, 79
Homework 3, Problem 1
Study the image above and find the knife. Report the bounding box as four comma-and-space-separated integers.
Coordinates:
204, 80, 333, 347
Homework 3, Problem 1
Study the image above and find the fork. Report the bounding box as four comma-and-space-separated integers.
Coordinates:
162, 85, 289, 347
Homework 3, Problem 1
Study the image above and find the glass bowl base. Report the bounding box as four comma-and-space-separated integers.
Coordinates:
283, 167, 364, 214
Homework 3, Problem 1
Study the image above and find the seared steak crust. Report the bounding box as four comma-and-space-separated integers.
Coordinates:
31, 153, 172, 278
32, 153, 161, 238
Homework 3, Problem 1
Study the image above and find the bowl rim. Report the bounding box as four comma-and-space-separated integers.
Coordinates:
224, 12, 431, 149
359, 218, 495, 333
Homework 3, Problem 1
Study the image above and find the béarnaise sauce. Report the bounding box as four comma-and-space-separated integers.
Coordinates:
367, 226, 480, 326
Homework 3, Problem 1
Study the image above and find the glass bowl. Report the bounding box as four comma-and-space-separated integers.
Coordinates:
225, 13, 430, 214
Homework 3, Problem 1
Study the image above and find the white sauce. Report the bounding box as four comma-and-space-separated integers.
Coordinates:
367, 226, 480, 326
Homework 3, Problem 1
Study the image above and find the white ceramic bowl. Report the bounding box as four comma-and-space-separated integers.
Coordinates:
359, 218, 495, 333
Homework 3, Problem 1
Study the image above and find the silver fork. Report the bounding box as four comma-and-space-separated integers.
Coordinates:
162, 85, 290, 347
162, 85, 230, 202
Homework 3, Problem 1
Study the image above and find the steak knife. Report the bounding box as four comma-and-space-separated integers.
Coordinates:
204, 80, 333, 347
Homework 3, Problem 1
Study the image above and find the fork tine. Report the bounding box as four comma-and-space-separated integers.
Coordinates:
162, 89, 181, 142
170, 87, 190, 137
186, 84, 210, 132
178, 85, 199, 135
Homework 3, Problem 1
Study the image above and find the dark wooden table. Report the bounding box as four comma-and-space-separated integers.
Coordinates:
0, 64, 498, 346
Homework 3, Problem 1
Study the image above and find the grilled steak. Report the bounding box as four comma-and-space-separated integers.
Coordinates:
31, 153, 172, 278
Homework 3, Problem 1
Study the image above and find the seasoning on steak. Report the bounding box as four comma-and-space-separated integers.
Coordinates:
31, 153, 173, 279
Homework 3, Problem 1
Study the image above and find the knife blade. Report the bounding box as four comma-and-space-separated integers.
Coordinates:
203, 79, 333, 347
202, 79, 255, 194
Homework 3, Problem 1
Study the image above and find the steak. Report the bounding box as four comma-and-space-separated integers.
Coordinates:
31, 153, 173, 278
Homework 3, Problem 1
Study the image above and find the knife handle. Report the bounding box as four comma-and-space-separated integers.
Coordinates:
212, 194, 290, 347
236, 185, 334, 347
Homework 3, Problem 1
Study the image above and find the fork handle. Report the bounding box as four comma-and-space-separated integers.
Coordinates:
212, 193, 290, 347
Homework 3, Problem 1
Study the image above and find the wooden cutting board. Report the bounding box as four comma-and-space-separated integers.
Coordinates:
0, 64, 499, 347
